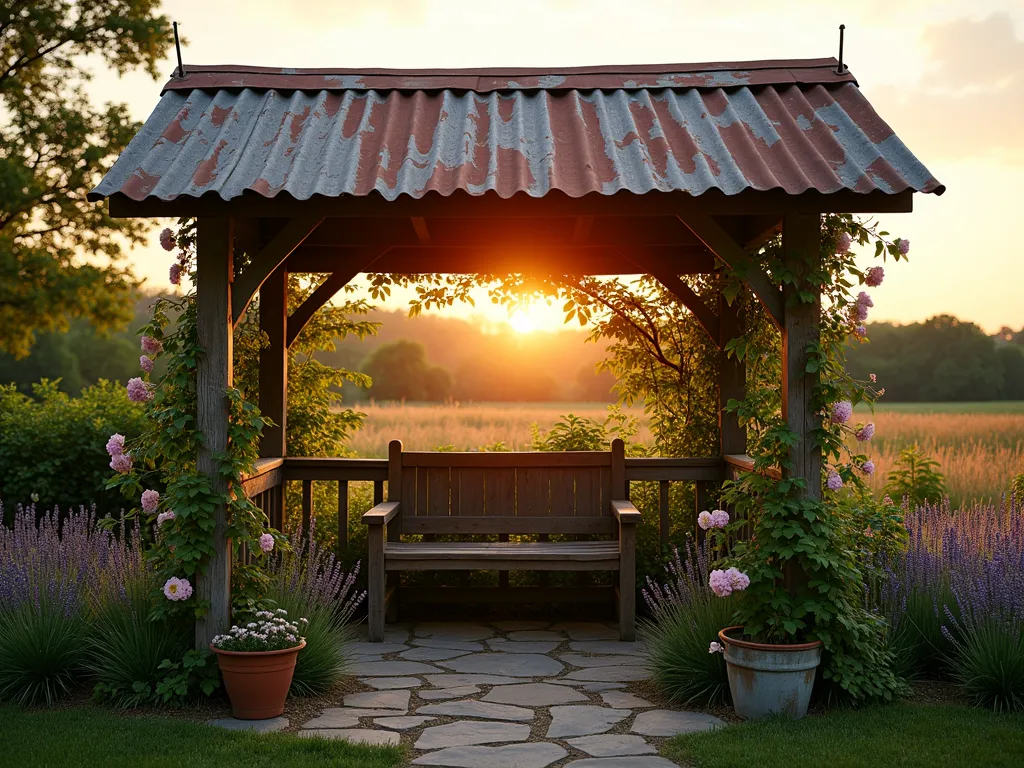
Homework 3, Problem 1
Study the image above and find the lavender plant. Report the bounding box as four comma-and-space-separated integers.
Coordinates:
264, 522, 365, 695
641, 538, 735, 705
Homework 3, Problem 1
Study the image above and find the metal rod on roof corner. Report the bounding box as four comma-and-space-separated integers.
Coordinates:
836, 24, 846, 74
173, 21, 185, 77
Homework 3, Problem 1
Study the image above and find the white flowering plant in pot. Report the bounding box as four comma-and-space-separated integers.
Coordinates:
212, 609, 307, 653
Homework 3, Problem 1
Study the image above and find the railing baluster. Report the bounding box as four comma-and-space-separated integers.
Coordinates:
659, 480, 670, 549
302, 479, 312, 533
338, 480, 349, 553
374, 480, 384, 505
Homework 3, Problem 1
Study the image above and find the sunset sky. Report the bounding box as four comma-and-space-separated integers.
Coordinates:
87, 0, 1024, 334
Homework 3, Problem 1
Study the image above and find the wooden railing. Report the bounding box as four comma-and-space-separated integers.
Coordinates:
242, 453, 777, 550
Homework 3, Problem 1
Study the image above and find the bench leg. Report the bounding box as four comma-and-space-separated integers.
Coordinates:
367, 525, 386, 641
618, 523, 637, 642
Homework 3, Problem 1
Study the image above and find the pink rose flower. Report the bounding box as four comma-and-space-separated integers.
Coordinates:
110, 453, 132, 474
141, 489, 160, 513
169, 262, 183, 286
826, 470, 843, 491
697, 511, 713, 530
163, 577, 192, 601
709, 641, 724, 654
862, 460, 876, 476
725, 567, 750, 591
711, 509, 729, 528
856, 422, 875, 442
140, 336, 163, 356
869, 373, 877, 383
836, 231, 852, 254
897, 238, 910, 255
105, 433, 125, 457
865, 266, 885, 287
127, 377, 153, 403
854, 303, 870, 322
857, 291, 874, 308
259, 533, 275, 553
709, 569, 733, 597
831, 401, 853, 424
140, 355, 154, 373
159, 227, 175, 252
157, 510, 176, 526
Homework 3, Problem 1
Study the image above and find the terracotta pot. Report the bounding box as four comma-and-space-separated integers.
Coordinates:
211, 640, 305, 720
718, 626, 822, 720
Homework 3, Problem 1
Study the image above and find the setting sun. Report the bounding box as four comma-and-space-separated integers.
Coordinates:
506, 301, 569, 334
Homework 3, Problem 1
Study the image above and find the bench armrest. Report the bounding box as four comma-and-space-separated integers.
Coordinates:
610, 500, 641, 524
362, 501, 400, 526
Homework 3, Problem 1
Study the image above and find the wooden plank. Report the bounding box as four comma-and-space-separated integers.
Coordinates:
719, 292, 747, 455
610, 439, 626, 499
338, 480, 349, 552
301, 479, 312, 532
426, 467, 451, 516
549, 468, 576, 516
194, 217, 234, 649
624, 466, 722, 482
367, 524, 386, 641
781, 214, 822, 501
231, 215, 324, 324
258, 263, 288, 459
575, 467, 602, 516
399, 586, 614, 604
646, 267, 721, 346
625, 457, 722, 468
385, 541, 619, 555
241, 465, 283, 497
403, 451, 612, 468
388, 440, 403, 543
517, 468, 549, 516
659, 480, 670, 549
485, 469, 515, 516
399, 516, 615, 535
457, 468, 486, 516
284, 465, 390, 482
449, 467, 461, 515
110, 188, 916, 219
618, 519, 637, 640
415, 466, 428, 517
387, 558, 620, 572
374, 480, 384, 505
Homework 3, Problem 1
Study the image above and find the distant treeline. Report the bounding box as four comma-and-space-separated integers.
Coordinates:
846, 316, 1024, 401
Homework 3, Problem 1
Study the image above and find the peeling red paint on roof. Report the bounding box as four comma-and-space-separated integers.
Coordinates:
90, 60, 944, 205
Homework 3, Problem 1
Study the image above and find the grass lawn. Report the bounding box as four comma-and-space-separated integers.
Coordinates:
0, 705, 404, 768
663, 703, 1024, 768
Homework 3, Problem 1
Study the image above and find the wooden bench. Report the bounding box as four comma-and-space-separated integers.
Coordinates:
362, 438, 641, 641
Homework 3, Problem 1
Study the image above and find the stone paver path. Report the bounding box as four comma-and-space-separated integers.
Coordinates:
293, 621, 726, 767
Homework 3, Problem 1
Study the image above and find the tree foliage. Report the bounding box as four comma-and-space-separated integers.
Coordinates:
0, 1, 172, 357
361, 340, 451, 403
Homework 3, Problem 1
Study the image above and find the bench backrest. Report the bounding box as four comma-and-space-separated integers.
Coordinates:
388, 439, 626, 536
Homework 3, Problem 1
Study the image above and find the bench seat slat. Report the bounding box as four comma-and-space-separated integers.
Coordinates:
384, 541, 620, 561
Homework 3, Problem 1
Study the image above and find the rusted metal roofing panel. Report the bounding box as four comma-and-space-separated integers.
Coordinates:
160, 59, 858, 93
90, 60, 943, 204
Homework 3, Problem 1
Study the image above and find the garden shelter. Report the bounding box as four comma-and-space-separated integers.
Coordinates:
90, 58, 943, 646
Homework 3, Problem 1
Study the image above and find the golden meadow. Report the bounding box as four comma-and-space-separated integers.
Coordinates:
348, 401, 1024, 508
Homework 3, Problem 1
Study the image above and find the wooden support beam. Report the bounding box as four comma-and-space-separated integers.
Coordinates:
718, 291, 746, 456
194, 218, 234, 649
410, 217, 431, 244
781, 214, 822, 501
286, 247, 390, 347
231, 216, 324, 325
647, 268, 721, 347
258, 263, 288, 461
677, 213, 784, 329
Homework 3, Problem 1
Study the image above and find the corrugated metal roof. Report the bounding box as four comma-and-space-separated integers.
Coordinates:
90, 60, 944, 204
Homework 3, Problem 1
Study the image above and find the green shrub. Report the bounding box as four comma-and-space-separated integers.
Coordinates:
883, 445, 948, 508
0, 380, 146, 514
87, 565, 191, 707
0, 596, 87, 706
642, 540, 735, 705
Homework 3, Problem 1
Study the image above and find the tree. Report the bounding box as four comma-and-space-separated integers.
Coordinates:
362, 340, 452, 402
0, 1, 172, 357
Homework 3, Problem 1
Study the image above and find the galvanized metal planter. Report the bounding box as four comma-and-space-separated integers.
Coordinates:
719, 626, 822, 720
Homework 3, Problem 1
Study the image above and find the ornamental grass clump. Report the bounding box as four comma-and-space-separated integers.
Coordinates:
265, 522, 365, 695
642, 538, 735, 706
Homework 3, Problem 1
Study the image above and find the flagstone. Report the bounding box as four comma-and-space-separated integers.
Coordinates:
372, 715, 436, 730
482, 682, 587, 706
349, 660, 442, 676
360, 676, 422, 689
417, 685, 481, 700
348, 642, 410, 655
415, 622, 494, 641
343, 690, 409, 711
569, 641, 646, 655
417, 699, 534, 722
400, 646, 472, 661
560, 653, 637, 667
414, 720, 531, 749
546, 705, 631, 738
412, 743, 567, 768
206, 716, 287, 732
439, 652, 563, 677
563, 758, 678, 768
551, 622, 619, 641
600, 690, 654, 708
563, 666, 649, 682
545, 680, 627, 692
487, 638, 561, 654
506, 630, 565, 641
303, 709, 397, 727
425, 673, 522, 687
567, 734, 657, 757
299, 728, 399, 747
492, 620, 550, 631
412, 638, 486, 652
631, 709, 726, 736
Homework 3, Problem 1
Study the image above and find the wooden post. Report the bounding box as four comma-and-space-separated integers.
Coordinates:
781, 214, 822, 500
195, 218, 234, 650
259, 262, 287, 531
718, 293, 747, 456
385, 440, 402, 623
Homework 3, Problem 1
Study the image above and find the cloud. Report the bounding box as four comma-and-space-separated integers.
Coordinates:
870, 12, 1024, 164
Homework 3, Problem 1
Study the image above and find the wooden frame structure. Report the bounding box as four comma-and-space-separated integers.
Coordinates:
90, 59, 941, 647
